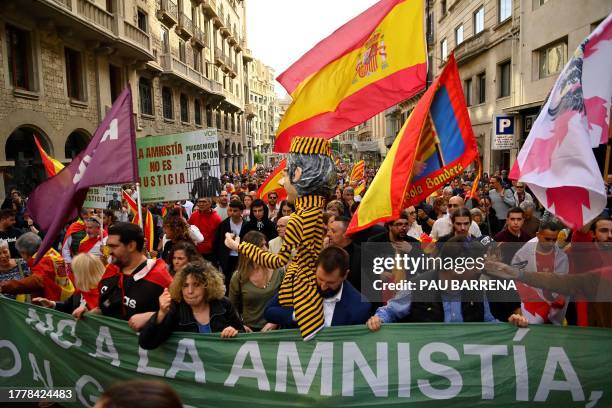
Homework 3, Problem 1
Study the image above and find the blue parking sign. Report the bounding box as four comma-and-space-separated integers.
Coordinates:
495, 115, 514, 135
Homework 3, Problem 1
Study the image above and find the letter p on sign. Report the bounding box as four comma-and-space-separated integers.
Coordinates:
496, 116, 514, 135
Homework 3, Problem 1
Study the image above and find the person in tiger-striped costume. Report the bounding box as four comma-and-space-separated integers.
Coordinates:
225, 137, 336, 340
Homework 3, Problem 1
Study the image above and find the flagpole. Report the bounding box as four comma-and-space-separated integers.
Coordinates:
136, 183, 143, 229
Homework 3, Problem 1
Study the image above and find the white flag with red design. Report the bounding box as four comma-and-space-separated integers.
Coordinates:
510, 14, 611, 229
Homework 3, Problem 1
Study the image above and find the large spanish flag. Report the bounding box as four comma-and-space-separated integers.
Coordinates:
34, 135, 64, 177
274, 0, 426, 152
256, 159, 288, 204
347, 55, 479, 235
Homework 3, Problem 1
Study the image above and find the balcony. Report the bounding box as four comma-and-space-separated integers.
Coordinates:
228, 35, 237, 46
242, 46, 253, 63
454, 31, 490, 65
159, 53, 223, 96
191, 27, 206, 49
156, 0, 178, 28
245, 103, 256, 118
176, 12, 193, 40
77, 0, 114, 35
123, 21, 151, 53
214, 47, 224, 66
202, 0, 218, 18
50, 0, 71, 10
220, 26, 230, 37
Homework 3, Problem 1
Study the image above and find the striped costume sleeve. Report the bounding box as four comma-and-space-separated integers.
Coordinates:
238, 215, 302, 269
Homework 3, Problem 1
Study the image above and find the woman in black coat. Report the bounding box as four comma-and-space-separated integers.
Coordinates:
139, 262, 244, 349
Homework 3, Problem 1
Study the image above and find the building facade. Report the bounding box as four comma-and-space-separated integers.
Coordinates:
337, 112, 387, 166
248, 57, 278, 165
0, 0, 256, 197
386, 0, 610, 174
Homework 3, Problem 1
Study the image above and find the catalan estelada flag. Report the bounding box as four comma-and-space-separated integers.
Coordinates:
122, 190, 154, 252
349, 160, 365, 183
256, 159, 287, 204
347, 55, 479, 235
274, 0, 426, 152
34, 135, 64, 177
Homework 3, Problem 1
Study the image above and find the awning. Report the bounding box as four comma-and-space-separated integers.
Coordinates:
503, 100, 544, 114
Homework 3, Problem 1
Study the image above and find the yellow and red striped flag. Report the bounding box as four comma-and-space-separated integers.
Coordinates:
122, 190, 154, 252
354, 180, 366, 196
249, 163, 257, 176
256, 159, 287, 204
349, 160, 365, 183
347, 55, 480, 234
274, 0, 426, 152
34, 135, 64, 177
242, 164, 248, 176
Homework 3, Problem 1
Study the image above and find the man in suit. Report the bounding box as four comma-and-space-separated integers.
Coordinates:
265, 246, 371, 328
213, 200, 245, 286
191, 162, 222, 201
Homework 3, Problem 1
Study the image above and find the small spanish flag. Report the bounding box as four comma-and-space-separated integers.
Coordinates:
249, 163, 257, 176
354, 180, 366, 196
274, 0, 426, 152
256, 159, 287, 204
34, 135, 64, 177
349, 160, 365, 183
122, 190, 154, 252
242, 164, 248, 176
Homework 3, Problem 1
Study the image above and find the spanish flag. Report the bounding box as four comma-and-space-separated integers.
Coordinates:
354, 180, 366, 196
122, 190, 155, 252
242, 164, 248, 176
349, 160, 365, 183
347, 55, 479, 234
274, 0, 426, 152
34, 135, 64, 177
249, 163, 257, 176
256, 159, 287, 204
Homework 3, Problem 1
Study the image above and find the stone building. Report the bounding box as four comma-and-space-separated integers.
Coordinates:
0, 0, 255, 196
385, 0, 610, 173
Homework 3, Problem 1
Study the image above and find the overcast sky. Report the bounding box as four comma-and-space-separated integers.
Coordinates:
246, 0, 380, 97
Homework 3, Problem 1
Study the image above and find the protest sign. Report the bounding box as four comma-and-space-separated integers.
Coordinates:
0, 297, 610, 407
83, 185, 123, 209
136, 129, 221, 203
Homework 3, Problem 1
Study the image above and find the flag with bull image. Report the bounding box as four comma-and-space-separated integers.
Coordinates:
510, 15, 612, 229
26, 87, 139, 262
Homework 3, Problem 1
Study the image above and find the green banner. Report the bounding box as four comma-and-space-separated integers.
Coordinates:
136, 129, 220, 203
1, 296, 611, 407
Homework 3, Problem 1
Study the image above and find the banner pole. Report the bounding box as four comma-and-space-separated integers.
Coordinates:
136, 183, 143, 229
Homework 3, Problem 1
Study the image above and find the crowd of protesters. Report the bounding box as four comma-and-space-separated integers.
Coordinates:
0, 162, 611, 352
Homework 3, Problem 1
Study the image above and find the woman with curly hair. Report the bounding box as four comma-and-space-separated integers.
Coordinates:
168, 241, 203, 276
139, 262, 244, 349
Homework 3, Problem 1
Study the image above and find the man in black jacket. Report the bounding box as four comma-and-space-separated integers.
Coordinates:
214, 200, 245, 285
240, 199, 278, 242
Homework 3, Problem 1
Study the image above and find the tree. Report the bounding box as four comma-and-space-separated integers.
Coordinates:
254, 151, 264, 164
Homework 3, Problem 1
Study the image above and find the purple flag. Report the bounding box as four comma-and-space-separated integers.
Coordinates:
27, 87, 138, 261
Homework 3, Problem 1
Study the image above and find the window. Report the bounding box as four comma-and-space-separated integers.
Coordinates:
474, 7, 484, 34
539, 40, 567, 78
162, 87, 173, 119
6, 24, 34, 90
180, 94, 189, 123
206, 107, 212, 126
160, 27, 169, 53
105, 0, 113, 12
138, 77, 153, 115
498, 61, 511, 98
499, 0, 512, 22
441, 0, 447, 15
216, 111, 221, 129
194, 99, 202, 125
440, 38, 448, 61
65, 47, 85, 101
193, 48, 201, 72
455, 25, 464, 45
539, 0, 549, 5
178, 40, 186, 63
137, 9, 147, 33
477, 72, 486, 104
464, 78, 472, 106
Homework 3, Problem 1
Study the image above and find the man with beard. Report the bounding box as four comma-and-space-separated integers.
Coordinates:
74, 223, 172, 332
264, 246, 370, 328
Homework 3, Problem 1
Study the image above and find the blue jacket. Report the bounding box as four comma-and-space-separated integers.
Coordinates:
264, 281, 371, 328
